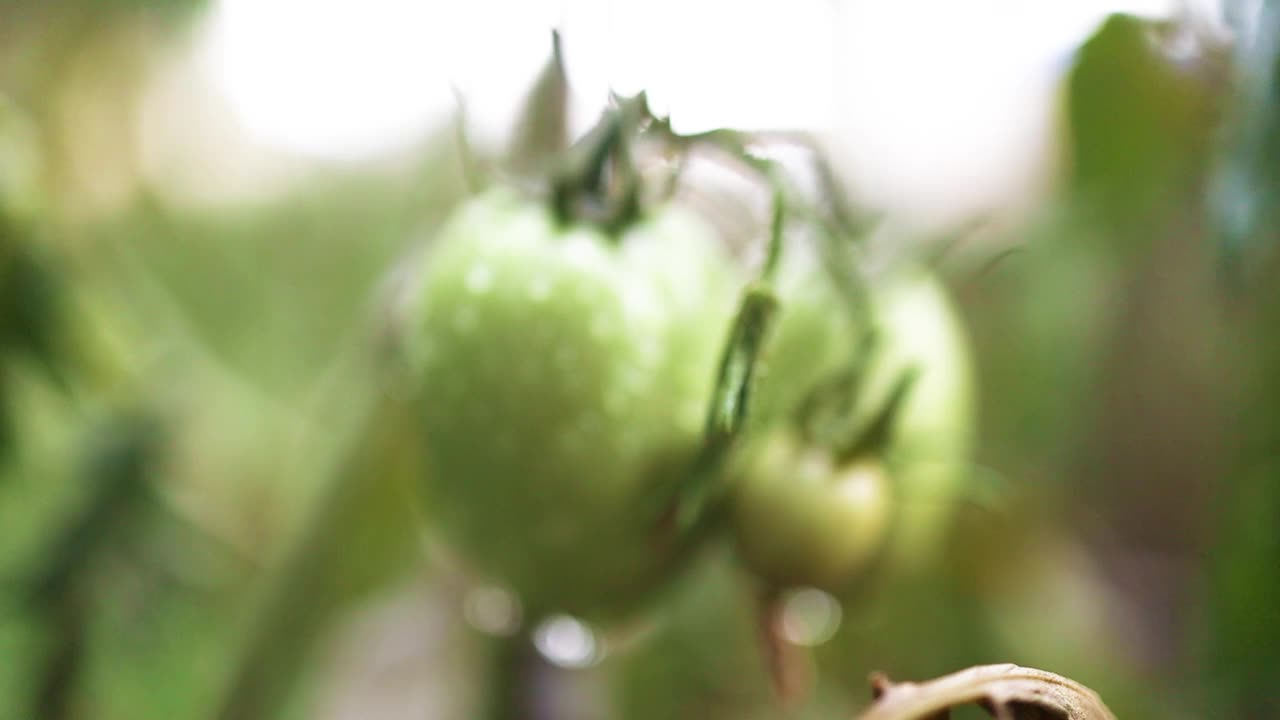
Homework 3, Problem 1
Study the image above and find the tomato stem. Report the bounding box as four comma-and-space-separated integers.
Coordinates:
672, 151, 792, 531
549, 93, 648, 236
676, 284, 779, 531
755, 585, 812, 708
763, 186, 785, 282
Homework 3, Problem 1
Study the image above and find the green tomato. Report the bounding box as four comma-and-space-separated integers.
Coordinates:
865, 269, 974, 572
406, 188, 740, 619
731, 432, 892, 594
730, 266, 974, 591
747, 249, 866, 433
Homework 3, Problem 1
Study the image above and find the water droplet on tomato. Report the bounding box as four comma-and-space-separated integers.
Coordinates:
780, 588, 842, 646
464, 586, 523, 637
534, 615, 601, 668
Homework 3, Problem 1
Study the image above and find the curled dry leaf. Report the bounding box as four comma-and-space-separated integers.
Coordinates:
855, 663, 1118, 720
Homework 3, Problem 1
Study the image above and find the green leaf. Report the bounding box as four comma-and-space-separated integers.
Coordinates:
1202, 460, 1280, 717
1209, 0, 1280, 280
676, 283, 778, 531
1066, 14, 1213, 238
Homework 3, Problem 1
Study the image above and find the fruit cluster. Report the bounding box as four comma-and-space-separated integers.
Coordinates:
398, 45, 974, 625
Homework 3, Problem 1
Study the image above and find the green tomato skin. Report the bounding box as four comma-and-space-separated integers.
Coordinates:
731, 266, 974, 589
865, 269, 975, 572
408, 189, 739, 619
747, 249, 866, 434
730, 432, 892, 594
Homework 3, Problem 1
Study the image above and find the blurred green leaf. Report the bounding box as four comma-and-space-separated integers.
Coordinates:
1203, 461, 1280, 718
1066, 14, 1215, 240
0, 240, 68, 388
1210, 0, 1280, 279
613, 549, 778, 720
25, 410, 162, 608
0, 96, 44, 224
211, 382, 425, 720
107, 167, 459, 398
1202, 261, 1280, 716
0, 364, 13, 466
18, 410, 165, 720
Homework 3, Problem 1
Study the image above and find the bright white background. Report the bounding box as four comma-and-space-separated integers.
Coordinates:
195, 0, 1189, 218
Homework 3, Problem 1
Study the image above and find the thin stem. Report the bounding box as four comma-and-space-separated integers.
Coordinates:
755, 585, 811, 708
676, 284, 779, 531
762, 187, 785, 283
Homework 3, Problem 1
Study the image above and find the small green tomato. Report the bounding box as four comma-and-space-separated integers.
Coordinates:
862, 269, 974, 571
730, 266, 974, 591
730, 432, 892, 594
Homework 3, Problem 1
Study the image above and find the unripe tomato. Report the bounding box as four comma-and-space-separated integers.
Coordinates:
731, 432, 892, 594
864, 269, 974, 571
405, 188, 740, 619
746, 249, 866, 434
730, 265, 974, 591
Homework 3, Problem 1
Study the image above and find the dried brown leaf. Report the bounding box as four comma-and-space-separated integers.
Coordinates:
856, 664, 1118, 720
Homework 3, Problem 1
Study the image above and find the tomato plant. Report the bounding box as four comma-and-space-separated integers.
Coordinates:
400, 32, 974, 623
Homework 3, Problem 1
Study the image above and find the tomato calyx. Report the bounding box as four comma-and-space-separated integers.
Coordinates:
497, 32, 653, 238
805, 359, 922, 468
548, 92, 648, 235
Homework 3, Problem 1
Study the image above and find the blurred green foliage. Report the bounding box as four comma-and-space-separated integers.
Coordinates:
0, 6, 1275, 720
1067, 14, 1217, 241
1211, 0, 1280, 279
